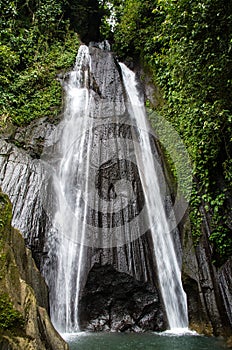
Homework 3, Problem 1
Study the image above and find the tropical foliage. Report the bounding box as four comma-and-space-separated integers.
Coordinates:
0, 0, 231, 264
0, 0, 80, 127
109, 0, 232, 265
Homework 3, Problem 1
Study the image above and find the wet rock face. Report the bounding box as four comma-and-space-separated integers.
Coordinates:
86, 158, 144, 229
0, 139, 50, 269
1, 116, 58, 159
80, 123, 145, 233
182, 215, 232, 336
88, 47, 126, 117
218, 258, 232, 327
79, 264, 166, 332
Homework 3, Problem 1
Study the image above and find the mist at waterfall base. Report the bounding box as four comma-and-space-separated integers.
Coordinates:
64, 332, 225, 350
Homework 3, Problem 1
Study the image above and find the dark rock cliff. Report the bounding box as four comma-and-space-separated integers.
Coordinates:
79, 263, 165, 332
75, 233, 167, 332
181, 213, 232, 336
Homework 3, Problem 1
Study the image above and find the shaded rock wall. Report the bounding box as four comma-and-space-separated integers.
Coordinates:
76, 232, 167, 332
181, 213, 232, 336
218, 258, 232, 327
0, 139, 48, 269
0, 190, 68, 350
79, 263, 165, 332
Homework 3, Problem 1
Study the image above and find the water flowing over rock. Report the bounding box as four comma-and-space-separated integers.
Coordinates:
40, 44, 188, 332
0, 43, 231, 337
119, 62, 188, 329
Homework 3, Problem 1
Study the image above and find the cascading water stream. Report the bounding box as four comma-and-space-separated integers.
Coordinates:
45, 46, 93, 332
119, 63, 188, 329
45, 44, 188, 333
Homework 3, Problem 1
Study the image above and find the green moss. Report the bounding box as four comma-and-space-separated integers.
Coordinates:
0, 192, 12, 237
0, 192, 25, 333
0, 31, 79, 128
0, 0, 80, 130
0, 294, 24, 331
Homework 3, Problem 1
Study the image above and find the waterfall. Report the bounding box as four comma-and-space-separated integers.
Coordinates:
119, 63, 188, 330
43, 46, 93, 332
43, 44, 188, 333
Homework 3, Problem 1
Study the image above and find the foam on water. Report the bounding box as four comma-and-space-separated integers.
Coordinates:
157, 328, 199, 336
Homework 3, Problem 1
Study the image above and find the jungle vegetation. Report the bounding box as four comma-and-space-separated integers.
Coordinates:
105, 0, 232, 265
0, 0, 231, 265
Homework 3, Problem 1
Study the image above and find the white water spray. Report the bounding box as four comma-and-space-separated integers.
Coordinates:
45, 45, 188, 333
46, 46, 93, 332
119, 62, 188, 329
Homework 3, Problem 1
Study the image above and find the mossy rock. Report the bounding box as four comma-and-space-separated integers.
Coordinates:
0, 189, 68, 349
0, 190, 12, 238
0, 294, 24, 331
